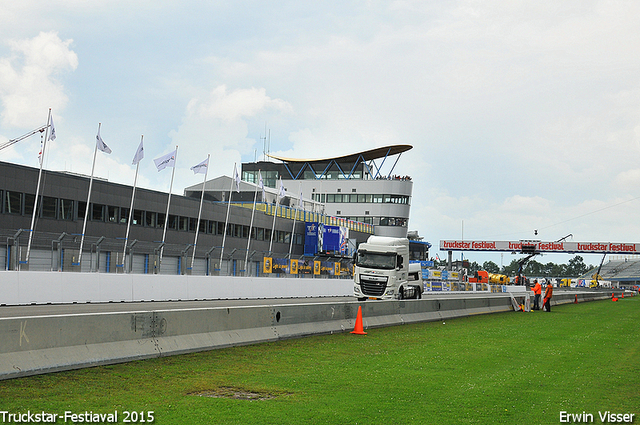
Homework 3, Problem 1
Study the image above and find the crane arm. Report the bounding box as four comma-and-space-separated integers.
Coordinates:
0, 125, 48, 152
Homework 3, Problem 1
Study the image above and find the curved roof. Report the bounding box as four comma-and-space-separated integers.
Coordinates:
267, 144, 413, 164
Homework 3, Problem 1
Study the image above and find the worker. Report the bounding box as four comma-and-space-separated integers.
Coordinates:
532, 279, 542, 310
543, 280, 553, 312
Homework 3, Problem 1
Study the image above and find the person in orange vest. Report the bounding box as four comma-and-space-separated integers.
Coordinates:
543, 280, 553, 312
532, 279, 542, 310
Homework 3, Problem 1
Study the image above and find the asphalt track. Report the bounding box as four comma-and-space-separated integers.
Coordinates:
0, 292, 512, 318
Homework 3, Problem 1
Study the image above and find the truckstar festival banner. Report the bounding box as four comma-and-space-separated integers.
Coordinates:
440, 240, 640, 255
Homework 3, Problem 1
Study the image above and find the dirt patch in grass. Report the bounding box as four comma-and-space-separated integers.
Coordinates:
189, 386, 288, 401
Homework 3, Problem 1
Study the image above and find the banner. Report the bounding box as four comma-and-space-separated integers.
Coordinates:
263, 257, 272, 274
290, 259, 298, 274
314, 260, 321, 275
440, 240, 640, 255
272, 258, 288, 274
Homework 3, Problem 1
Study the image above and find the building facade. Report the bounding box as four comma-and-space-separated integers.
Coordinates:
0, 161, 371, 274
239, 145, 414, 238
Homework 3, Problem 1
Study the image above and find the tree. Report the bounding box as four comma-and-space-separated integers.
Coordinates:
468, 261, 481, 274
501, 259, 520, 276
482, 261, 500, 273
566, 255, 590, 277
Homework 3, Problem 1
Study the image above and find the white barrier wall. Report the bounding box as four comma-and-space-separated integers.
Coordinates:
0, 271, 354, 305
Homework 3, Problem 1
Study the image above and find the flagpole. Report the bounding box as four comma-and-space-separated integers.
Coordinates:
25, 108, 52, 266
76, 123, 100, 268
288, 182, 302, 258
160, 145, 178, 264
191, 154, 209, 270
269, 178, 282, 254
219, 163, 236, 274
244, 169, 260, 274
123, 135, 143, 272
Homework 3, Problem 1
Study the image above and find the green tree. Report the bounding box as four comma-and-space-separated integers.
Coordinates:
566, 255, 591, 277
482, 261, 500, 273
468, 261, 481, 274
501, 259, 520, 276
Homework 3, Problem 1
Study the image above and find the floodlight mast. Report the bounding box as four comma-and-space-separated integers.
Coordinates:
0, 125, 48, 151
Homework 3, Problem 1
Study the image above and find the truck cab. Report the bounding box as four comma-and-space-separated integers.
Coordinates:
353, 236, 422, 300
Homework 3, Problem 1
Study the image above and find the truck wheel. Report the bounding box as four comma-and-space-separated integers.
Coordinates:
398, 288, 404, 300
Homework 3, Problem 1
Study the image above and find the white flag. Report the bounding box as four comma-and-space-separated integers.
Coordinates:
278, 177, 286, 199
154, 149, 177, 171
96, 128, 112, 154
191, 157, 209, 174
258, 171, 265, 200
132, 140, 144, 165
49, 116, 56, 141
234, 165, 241, 193
38, 140, 43, 165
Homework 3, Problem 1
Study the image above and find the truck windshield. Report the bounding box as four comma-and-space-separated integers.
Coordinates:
356, 252, 396, 270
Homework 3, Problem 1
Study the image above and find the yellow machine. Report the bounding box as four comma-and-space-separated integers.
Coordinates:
487, 272, 510, 285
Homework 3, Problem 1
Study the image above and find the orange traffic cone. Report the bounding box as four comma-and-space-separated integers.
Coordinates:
621, 293, 624, 298
574, 294, 578, 304
612, 296, 618, 302
351, 305, 367, 335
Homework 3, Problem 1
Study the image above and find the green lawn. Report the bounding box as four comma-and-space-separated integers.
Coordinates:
1, 297, 638, 424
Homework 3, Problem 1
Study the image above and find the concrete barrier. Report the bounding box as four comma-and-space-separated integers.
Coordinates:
0, 290, 613, 380
0, 271, 354, 305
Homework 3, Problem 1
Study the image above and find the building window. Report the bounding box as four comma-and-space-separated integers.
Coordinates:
108, 206, 119, 223
59, 199, 74, 221
146, 211, 157, 227
4, 191, 22, 214
119, 207, 129, 224
133, 209, 143, 225
92, 204, 105, 221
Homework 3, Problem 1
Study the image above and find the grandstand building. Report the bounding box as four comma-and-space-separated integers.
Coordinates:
186, 145, 414, 239
0, 160, 372, 274
583, 258, 640, 288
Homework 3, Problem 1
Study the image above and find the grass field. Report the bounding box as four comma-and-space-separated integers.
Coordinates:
0, 296, 638, 424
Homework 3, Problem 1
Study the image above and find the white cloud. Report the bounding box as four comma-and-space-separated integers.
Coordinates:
0, 31, 77, 128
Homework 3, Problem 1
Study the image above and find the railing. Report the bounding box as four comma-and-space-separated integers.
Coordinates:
232, 201, 375, 234
1, 228, 353, 278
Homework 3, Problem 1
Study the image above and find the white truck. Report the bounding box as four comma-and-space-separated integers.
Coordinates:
353, 236, 423, 300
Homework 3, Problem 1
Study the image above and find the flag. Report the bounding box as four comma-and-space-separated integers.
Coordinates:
49, 116, 56, 141
154, 149, 177, 171
234, 165, 241, 193
258, 171, 265, 200
132, 140, 144, 165
191, 157, 209, 174
96, 127, 112, 154
278, 177, 286, 199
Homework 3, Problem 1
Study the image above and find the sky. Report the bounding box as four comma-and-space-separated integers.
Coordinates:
1, 1, 640, 269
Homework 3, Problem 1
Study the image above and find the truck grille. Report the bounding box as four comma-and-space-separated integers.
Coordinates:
360, 275, 388, 296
